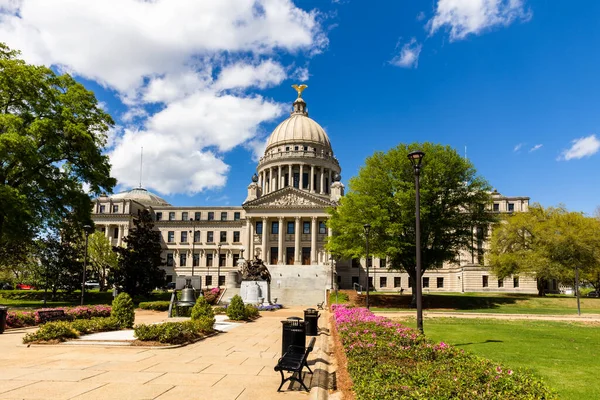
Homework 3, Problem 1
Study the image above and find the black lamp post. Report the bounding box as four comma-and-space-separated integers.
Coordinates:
81, 224, 94, 306
364, 224, 371, 309
217, 243, 222, 288
408, 150, 425, 334
189, 218, 196, 277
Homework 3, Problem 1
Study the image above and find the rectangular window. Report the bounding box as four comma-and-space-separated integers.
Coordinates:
256, 221, 263, 235
233, 253, 240, 266
205, 276, 213, 286
179, 253, 187, 267
193, 230, 200, 243
271, 221, 279, 234
286, 247, 295, 264
319, 221, 326, 234
181, 231, 188, 243
218, 275, 226, 286
498, 279, 504, 288
181, 212, 188, 221
380, 277, 387, 288
233, 231, 240, 242
167, 231, 174, 243
206, 254, 213, 266
423, 277, 429, 288
493, 203, 499, 212
287, 221, 295, 234
166, 253, 174, 267
394, 277, 401, 288
303, 221, 310, 234
234, 212, 240, 221
508, 203, 515, 212
113, 227, 119, 238
112, 205, 119, 213
351, 276, 359, 285
208, 212, 214, 221
408, 278, 412, 288
513, 276, 519, 288
99, 205, 106, 213
352, 258, 360, 268
437, 277, 444, 288
193, 253, 199, 267
270, 247, 278, 265
221, 212, 227, 221
156, 212, 162, 221
220, 231, 227, 243
302, 173, 308, 189
483, 275, 489, 287
169, 212, 175, 221
219, 254, 226, 267
194, 212, 201, 221
302, 247, 311, 265
293, 172, 299, 188
207, 231, 214, 243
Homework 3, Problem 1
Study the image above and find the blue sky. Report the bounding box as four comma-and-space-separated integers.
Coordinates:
2, 0, 599, 214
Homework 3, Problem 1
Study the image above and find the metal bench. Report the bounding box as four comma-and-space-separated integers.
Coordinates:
274, 337, 316, 392
316, 301, 324, 310
37, 309, 68, 324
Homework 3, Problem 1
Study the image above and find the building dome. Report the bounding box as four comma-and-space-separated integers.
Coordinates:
265, 97, 332, 153
109, 187, 171, 207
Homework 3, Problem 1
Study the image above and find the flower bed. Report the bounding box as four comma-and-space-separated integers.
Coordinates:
331, 305, 556, 399
6, 305, 111, 328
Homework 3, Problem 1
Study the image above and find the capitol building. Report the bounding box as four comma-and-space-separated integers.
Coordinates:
91, 88, 539, 304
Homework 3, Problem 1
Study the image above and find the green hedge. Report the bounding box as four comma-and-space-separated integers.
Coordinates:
22, 317, 120, 343
138, 301, 171, 311
134, 317, 215, 344
227, 295, 247, 321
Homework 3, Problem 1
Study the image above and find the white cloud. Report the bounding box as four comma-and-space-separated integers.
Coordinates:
0, 0, 326, 196
429, 0, 532, 41
529, 144, 542, 152
390, 38, 422, 68
513, 143, 523, 152
560, 134, 600, 161
416, 11, 426, 21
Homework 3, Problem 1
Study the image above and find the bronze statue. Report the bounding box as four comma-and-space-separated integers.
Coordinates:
238, 255, 271, 284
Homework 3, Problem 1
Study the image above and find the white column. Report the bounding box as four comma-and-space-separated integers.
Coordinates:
104, 225, 110, 239
261, 217, 268, 262
270, 167, 275, 193
320, 168, 325, 194
299, 164, 304, 190
311, 217, 317, 264
294, 217, 301, 264
117, 225, 123, 247
328, 169, 332, 192
310, 165, 315, 192
278, 217, 284, 264
289, 164, 293, 188
246, 218, 253, 259
278, 165, 282, 190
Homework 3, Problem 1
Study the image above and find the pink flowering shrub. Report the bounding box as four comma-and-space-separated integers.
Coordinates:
332, 305, 556, 399
5, 305, 112, 328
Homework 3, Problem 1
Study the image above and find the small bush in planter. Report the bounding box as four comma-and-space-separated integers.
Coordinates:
213, 306, 227, 315
23, 321, 79, 343
245, 304, 259, 319
111, 292, 135, 328
71, 317, 121, 334
226, 295, 247, 321
191, 296, 215, 322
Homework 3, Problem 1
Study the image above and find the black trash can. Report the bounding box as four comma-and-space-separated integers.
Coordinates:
281, 317, 306, 355
304, 308, 320, 336
0, 306, 8, 334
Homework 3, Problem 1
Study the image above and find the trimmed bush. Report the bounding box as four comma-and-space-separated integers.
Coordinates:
191, 296, 215, 321
245, 304, 259, 319
23, 321, 79, 343
332, 305, 556, 399
138, 301, 170, 311
70, 317, 121, 335
111, 292, 135, 328
226, 295, 247, 321
213, 306, 227, 315
134, 319, 215, 344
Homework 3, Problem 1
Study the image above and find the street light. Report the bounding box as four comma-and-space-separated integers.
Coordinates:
363, 224, 371, 309
189, 218, 196, 277
408, 150, 425, 334
81, 224, 94, 306
217, 243, 222, 288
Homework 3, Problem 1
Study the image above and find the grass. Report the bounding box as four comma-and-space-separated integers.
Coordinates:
361, 291, 600, 314
398, 317, 600, 400
0, 290, 172, 309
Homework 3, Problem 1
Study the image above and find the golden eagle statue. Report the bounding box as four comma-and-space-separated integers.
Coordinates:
291, 84, 308, 98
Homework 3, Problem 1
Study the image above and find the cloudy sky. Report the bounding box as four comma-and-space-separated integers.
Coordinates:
1, 0, 599, 214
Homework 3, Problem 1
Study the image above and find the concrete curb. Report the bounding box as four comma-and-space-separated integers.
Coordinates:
309, 313, 332, 400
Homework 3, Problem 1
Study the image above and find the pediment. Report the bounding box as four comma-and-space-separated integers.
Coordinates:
243, 187, 334, 209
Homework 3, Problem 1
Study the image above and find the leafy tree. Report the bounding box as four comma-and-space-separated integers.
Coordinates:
0, 43, 116, 267
87, 231, 118, 291
488, 204, 600, 296
36, 230, 84, 297
114, 210, 165, 297
327, 142, 496, 302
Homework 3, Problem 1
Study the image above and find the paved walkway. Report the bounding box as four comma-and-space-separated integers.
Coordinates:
0, 308, 330, 400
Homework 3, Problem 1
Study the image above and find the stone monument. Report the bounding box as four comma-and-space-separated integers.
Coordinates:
238, 255, 272, 305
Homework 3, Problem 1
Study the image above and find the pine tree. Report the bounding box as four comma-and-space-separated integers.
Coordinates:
114, 209, 165, 297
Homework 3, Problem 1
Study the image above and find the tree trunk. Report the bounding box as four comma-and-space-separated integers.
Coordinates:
536, 278, 546, 297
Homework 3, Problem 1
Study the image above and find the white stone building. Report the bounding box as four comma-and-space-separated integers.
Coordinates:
91, 89, 537, 304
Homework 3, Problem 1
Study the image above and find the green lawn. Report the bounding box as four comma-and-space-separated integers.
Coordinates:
366, 291, 600, 315
399, 317, 600, 400
0, 290, 172, 309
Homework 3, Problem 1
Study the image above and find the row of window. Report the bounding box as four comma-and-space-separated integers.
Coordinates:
255, 220, 327, 235
482, 275, 519, 288
348, 276, 520, 289
156, 211, 241, 222
165, 274, 226, 288
98, 204, 120, 213
262, 171, 330, 193
167, 230, 241, 243
493, 202, 515, 212
166, 252, 240, 268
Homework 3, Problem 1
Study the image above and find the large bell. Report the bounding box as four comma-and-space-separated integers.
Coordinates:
179, 287, 197, 307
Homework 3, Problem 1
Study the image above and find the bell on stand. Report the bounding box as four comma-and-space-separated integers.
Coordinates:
178, 278, 197, 307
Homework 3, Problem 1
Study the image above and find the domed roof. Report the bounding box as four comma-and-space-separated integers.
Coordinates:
109, 187, 171, 207
265, 93, 332, 152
